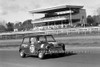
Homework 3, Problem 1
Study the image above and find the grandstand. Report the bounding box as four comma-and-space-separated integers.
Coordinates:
31, 5, 87, 30
0, 5, 89, 39
1, 5, 100, 40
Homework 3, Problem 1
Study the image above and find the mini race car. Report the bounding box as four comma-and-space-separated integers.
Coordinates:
19, 34, 65, 59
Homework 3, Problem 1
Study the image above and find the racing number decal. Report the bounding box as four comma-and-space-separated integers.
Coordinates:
29, 45, 35, 53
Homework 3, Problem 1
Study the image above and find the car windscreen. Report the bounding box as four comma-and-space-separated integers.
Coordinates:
23, 38, 29, 44
46, 36, 56, 42
39, 36, 46, 42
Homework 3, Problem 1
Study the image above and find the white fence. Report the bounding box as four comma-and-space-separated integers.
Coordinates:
45, 26, 100, 34
1, 26, 100, 36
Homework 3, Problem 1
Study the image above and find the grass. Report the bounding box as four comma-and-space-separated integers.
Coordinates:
1, 35, 100, 48
57, 37, 100, 47
54, 31, 100, 38
0, 44, 19, 48
0, 39, 22, 48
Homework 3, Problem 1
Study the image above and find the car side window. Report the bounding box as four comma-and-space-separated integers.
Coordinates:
23, 38, 29, 44
39, 36, 46, 42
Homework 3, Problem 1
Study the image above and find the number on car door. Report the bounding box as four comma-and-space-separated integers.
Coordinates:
22, 37, 30, 54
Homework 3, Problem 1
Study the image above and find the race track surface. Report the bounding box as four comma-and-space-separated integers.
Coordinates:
0, 47, 100, 67
1, 35, 100, 67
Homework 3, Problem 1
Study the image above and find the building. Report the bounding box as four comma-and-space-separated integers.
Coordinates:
30, 5, 87, 30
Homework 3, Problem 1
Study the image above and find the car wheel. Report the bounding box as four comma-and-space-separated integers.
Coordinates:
38, 52, 44, 59
19, 50, 26, 58
59, 44, 65, 51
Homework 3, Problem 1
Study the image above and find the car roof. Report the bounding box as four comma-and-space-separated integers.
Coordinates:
24, 34, 53, 38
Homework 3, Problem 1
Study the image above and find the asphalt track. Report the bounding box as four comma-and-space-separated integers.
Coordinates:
1, 36, 100, 67
1, 47, 100, 67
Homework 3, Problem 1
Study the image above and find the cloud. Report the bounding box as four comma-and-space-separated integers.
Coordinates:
0, 0, 41, 22
0, 7, 3, 14
0, 0, 100, 22
0, 0, 40, 15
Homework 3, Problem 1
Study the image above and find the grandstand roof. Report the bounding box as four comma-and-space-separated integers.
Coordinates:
30, 5, 83, 13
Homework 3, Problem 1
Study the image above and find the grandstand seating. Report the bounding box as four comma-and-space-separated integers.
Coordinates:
32, 24, 75, 31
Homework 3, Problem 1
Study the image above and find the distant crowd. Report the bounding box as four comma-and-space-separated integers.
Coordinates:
32, 24, 83, 31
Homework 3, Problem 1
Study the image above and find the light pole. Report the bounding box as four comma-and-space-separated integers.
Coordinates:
69, 8, 72, 26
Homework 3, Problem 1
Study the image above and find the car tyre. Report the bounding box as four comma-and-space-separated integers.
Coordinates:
19, 50, 26, 58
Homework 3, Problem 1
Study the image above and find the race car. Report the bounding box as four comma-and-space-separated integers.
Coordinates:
19, 34, 65, 59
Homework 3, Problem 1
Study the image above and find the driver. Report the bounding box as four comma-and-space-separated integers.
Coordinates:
30, 38, 36, 45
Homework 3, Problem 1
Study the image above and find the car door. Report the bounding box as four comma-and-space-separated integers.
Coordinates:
29, 37, 37, 54
22, 37, 30, 54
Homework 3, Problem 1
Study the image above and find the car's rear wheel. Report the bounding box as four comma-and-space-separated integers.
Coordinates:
19, 50, 26, 58
38, 52, 44, 59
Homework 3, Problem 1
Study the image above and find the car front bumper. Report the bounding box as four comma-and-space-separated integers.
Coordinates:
44, 50, 65, 55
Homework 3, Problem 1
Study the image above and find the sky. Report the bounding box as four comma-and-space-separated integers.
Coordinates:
0, 0, 100, 22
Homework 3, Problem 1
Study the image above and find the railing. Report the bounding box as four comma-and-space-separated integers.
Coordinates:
45, 26, 100, 34
1, 26, 100, 39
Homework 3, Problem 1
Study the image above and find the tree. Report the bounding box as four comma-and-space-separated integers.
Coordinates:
92, 7, 100, 25
14, 22, 23, 31
0, 25, 6, 32
22, 19, 33, 31
92, 15, 100, 26
6, 22, 14, 32
87, 15, 94, 26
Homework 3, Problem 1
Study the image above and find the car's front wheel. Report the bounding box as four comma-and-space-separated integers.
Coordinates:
38, 52, 44, 59
59, 44, 65, 51
19, 50, 26, 58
